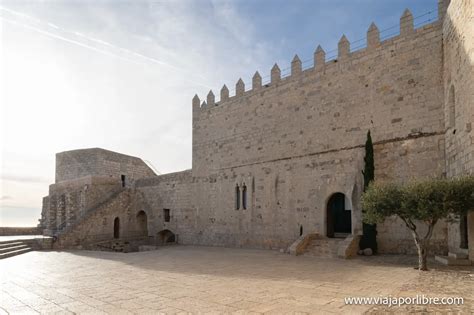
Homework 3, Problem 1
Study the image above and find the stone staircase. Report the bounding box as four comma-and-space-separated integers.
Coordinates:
0, 240, 35, 259
50, 187, 126, 238
304, 236, 344, 258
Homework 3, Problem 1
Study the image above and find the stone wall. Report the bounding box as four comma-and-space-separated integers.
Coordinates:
188, 15, 447, 251
54, 189, 147, 248
193, 21, 444, 177
131, 133, 447, 253
41, 175, 122, 234
135, 171, 195, 244
55, 148, 156, 183
442, 0, 474, 258
0, 227, 41, 236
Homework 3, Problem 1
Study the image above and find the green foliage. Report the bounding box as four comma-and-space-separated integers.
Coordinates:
360, 130, 378, 252
362, 176, 474, 225
362, 130, 374, 191
362, 176, 474, 270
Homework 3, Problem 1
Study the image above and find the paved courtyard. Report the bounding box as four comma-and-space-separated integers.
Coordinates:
0, 246, 473, 314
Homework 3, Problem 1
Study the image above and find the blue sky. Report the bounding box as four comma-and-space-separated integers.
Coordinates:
0, 0, 437, 226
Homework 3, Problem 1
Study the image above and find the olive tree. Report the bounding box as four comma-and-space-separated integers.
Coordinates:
362, 176, 474, 271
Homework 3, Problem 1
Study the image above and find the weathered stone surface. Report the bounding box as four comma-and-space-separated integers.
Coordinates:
3, 247, 474, 314
443, 0, 474, 261
55, 148, 155, 183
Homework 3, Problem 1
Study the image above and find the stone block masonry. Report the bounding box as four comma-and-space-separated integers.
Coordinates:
55, 148, 156, 183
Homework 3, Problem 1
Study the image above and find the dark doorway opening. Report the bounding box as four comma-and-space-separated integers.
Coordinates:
163, 209, 170, 222
113, 217, 120, 239
157, 229, 176, 245
300, 225, 303, 236
136, 211, 148, 237
326, 193, 351, 238
121, 175, 126, 187
460, 214, 469, 249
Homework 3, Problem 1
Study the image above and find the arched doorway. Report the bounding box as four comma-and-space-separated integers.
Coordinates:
136, 211, 148, 237
326, 193, 351, 238
157, 229, 176, 245
113, 217, 120, 239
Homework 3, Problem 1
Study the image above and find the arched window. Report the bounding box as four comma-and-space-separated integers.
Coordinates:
242, 184, 247, 210
235, 185, 240, 210
448, 85, 456, 129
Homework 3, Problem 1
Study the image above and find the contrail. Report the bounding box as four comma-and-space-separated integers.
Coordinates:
1, 17, 150, 67
0, 6, 212, 89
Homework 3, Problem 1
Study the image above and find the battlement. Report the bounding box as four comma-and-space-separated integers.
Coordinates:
191, 2, 448, 176
192, 3, 447, 111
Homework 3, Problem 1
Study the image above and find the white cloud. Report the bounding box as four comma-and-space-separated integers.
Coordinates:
0, 0, 275, 224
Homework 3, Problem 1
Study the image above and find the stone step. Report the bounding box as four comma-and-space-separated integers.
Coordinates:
307, 243, 339, 247
0, 247, 33, 259
448, 252, 468, 260
0, 241, 24, 249
304, 237, 342, 258
435, 255, 472, 266
0, 244, 28, 254
306, 243, 333, 248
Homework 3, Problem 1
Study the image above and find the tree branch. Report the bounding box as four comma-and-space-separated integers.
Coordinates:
400, 216, 419, 239
424, 219, 438, 240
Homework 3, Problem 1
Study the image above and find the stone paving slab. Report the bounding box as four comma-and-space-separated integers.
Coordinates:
0, 246, 472, 314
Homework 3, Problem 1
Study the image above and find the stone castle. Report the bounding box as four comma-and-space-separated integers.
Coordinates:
39, 0, 473, 260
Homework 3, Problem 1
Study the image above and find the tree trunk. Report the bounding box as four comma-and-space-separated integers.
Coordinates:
401, 218, 437, 271
414, 239, 428, 271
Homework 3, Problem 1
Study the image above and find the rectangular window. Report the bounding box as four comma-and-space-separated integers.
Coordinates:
164, 209, 170, 222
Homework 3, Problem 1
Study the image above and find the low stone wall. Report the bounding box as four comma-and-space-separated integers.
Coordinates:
377, 217, 448, 255
0, 227, 41, 236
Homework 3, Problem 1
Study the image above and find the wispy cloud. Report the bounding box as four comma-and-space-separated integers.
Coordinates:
1, 174, 51, 184
0, 6, 212, 89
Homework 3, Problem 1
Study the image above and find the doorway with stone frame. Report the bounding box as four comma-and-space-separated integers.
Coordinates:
326, 192, 351, 238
